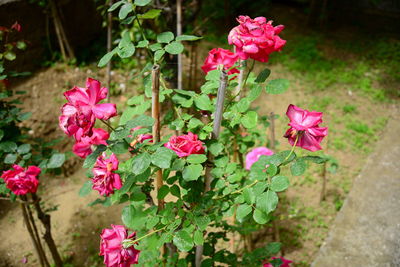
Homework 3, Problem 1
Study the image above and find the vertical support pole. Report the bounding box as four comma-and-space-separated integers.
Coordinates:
234, 59, 244, 101
176, 0, 183, 90
196, 70, 228, 267
106, 0, 113, 103
31, 194, 63, 267
152, 64, 164, 210
320, 161, 327, 202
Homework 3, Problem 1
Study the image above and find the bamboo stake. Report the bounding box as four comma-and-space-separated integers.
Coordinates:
106, 0, 113, 103
31, 194, 63, 267
20, 203, 46, 267
196, 70, 228, 267
176, 0, 183, 90
152, 65, 164, 210
320, 161, 327, 202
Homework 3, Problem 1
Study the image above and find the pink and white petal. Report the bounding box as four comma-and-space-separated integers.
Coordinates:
92, 103, 117, 120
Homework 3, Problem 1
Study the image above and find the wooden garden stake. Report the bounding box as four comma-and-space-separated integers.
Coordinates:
176, 0, 183, 90
320, 161, 327, 202
106, 0, 113, 103
31, 194, 63, 267
152, 64, 164, 210
196, 70, 228, 267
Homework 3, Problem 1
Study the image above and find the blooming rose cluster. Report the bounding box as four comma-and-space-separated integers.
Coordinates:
284, 104, 328, 152
59, 78, 116, 158
164, 132, 205, 157
100, 224, 140, 266
1, 165, 40, 195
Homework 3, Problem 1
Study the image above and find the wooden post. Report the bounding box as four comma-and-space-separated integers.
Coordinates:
176, 0, 183, 90
320, 161, 327, 202
152, 65, 164, 210
31, 194, 63, 267
196, 70, 228, 267
106, 0, 113, 102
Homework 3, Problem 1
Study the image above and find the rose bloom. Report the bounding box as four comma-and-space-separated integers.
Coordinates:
100, 224, 140, 267
164, 132, 205, 157
131, 127, 153, 143
228, 16, 286, 62
72, 128, 109, 158
92, 153, 122, 196
1, 165, 40, 195
245, 147, 274, 170
59, 78, 117, 139
201, 48, 239, 76
284, 104, 328, 152
264, 257, 292, 267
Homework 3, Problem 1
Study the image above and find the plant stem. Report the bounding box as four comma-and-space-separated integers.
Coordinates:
124, 226, 167, 247
284, 134, 299, 162
241, 59, 255, 91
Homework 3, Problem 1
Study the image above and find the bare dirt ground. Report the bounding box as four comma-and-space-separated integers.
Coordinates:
0, 54, 397, 266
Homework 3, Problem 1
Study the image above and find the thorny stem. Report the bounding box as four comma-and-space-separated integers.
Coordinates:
123, 226, 167, 247
284, 134, 300, 162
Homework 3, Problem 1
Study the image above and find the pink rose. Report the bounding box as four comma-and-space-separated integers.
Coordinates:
245, 147, 274, 170
11, 21, 21, 32
263, 257, 292, 267
164, 132, 205, 157
284, 104, 328, 152
1, 165, 40, 195
228, 16, 286, 62
201, 48, 239, 76
131, 127, 153, 143
92, 153, 122, 196
100, 224, 140, 267
72, 128, 109, 158
59, 78, 117, 139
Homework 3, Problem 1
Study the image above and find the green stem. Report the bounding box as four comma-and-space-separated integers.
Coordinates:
123, 226, 167, 247
213, 180, 258, 200
284, 134, 299, 162
241, 59, 255, 91
100, 119, 116, 131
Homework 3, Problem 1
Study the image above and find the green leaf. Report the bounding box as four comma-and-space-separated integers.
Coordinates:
0, 141, 17, 152
241, 111, 258, 129
110, 141, 128, 154
253, 208, 269, 224
157, 32, 174, 43
79, 181, 92, 197
256, 190, 278, 214
4, 51, 16, 61
16, 41, 27, 50
0, 130, 3, 141
122, 205, 135, 228
266, 242, 282, 255
108, 1, 124, 11
83, 145, 107, 169
265, 79, 289, 95
157, 185, 169, 200
164, 41, 184, 55
302, 156, 329, 164
194, 216, 210, 231
98, 48, 117, 67
149, 43, 162, 51
193, 230, 204, 245
173, 230, 193, 252
17, 144, 31, 154
255, 68, 271, 83
17, 112, 32, 121
236, 204, 252, 222
136, 40, 149, 48
290, 159, 306, 176
47, 153, 65, 168
138, 9, 161, 19
186, 154, 207, 164
236, 98, 250, 113
170, 184, 181, 198
125, 114, 155, 128
152, 147, 174, 169
134, 0, 152, 6
187, 118, 203, 129
119, 3, 133, 20
194, 94, 213, 111
243, 187, 255, 205
182, 164, 203, 181
175, 35, 202, 41
266, 163, 278, 176
132, 152, 151, 174
154, 49, 165, 62
270, 176, 289, 192
4, 153, 17, 164
117, 33, 135, 58
208, 142, 223, 156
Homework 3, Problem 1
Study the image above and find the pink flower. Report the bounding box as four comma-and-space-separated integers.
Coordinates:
201, 48, 239, 76
11, 21, 21, 32
100, 224, 140, 267
72, 128, 109, 158
284, 104, 328, 152
245, 147, 274, 170
131, 127, 153, 143
1, 165, 40, 195
164, 132, 205, 157
59, 78, 117, 138
228, 16, 286, 62
263, 257, 292, 267
92, 153, 122, 196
